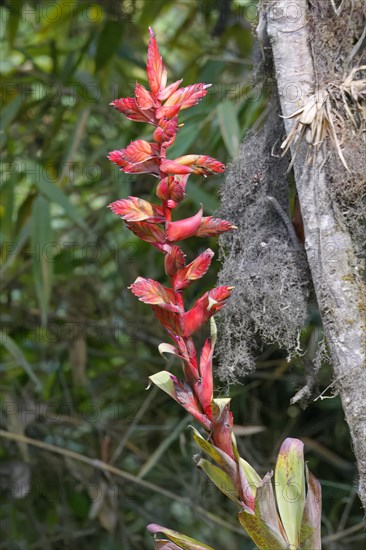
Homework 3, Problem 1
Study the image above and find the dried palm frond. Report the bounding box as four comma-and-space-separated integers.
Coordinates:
340, 66, 366, 128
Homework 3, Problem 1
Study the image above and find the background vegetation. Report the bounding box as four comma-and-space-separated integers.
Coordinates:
0, 1, 364, 548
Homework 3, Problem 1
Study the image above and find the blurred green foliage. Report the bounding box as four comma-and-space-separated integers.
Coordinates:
0, 1, 364, 549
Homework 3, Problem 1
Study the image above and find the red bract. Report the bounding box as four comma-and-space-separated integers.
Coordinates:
156, 175, 188, 205
146, 27, 167, 95
164, 246, 186, 277
163, 83, 211, 110
182, 286, 234, 338
109, 197, 164, 223
160, 155, 225, 176
110, 97, 155, 124
196, 216, 237, 237
166, 208, 203, 242
172, 249, 214, 291
108, 25, 236, 495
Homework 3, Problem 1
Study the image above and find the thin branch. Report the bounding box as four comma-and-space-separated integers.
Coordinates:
0, 429, 246, 537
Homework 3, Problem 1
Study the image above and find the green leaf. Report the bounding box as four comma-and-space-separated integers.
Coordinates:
238, 509, 288, 550
0, 177, 15, 241
21, 160, 88, 231
275, 438, 306, 548
59, 108, 90, 183
0, 95, 22, 147
6, 0, 23, 46
217, 102, 241, 157
239, 457, 261, 492
0, 331, 41, 388
95, 21, 122, 72
31, 195, 53, 325
148, 524, 215, 550
197, 459, 240, 504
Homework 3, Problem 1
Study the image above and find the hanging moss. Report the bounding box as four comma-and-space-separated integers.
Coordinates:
217, 97, 310, 383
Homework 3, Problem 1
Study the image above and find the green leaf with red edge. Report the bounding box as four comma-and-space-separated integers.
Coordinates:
148, 371, 176, 401
147, 524, 215, 550
300, 465, 322, 550
238, 510, 288, 550
254, 471, 287, 545
158, 343, 181, 359
155, 540, 181, 550
192, 427, 237, 481
275, 438, 306, 549
197, 459, 240, 505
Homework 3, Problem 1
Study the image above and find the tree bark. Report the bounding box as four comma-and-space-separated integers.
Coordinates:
264, 0, 366, 511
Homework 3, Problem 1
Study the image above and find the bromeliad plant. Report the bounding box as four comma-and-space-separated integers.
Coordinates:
108, 28, 322, 550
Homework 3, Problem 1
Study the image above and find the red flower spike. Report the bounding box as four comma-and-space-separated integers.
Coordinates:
161, 155, 225, 176
108, 30, 239, 518
110, 97, 155, 124
135, 82, 155, 110
164, 83, 211, 110
172, 249, 214, 291
166, 207, 203, 242
182, 286, 233, 338
164, 245, 186, 277
109, 196, 164, 223
196, 216, 237, 238
130, 277, 183, 313
147, 27, 167, 95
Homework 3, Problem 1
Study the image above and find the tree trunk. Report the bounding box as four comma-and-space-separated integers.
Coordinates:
264, 0, 366, 511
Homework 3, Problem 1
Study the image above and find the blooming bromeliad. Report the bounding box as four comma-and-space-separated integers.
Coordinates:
108, 28, 322, 550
